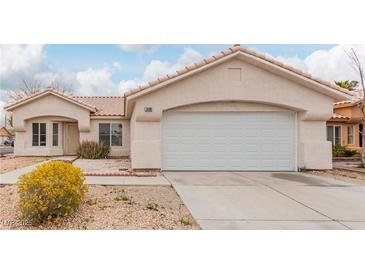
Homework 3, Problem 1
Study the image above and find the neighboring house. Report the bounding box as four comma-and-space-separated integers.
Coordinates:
327, 98, 364, 152
4, 45, 353, 171
0, 126, 13, 145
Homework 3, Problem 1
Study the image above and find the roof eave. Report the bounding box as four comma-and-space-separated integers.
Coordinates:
4, 90, 96, 112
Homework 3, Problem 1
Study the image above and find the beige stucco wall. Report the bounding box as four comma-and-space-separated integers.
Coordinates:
12, 94, 91, 132
129, 57, 335, 170
335, 105, 363, 122
81, 118, 130, 157
14, 116, 71, 156
11, 95, 90, 156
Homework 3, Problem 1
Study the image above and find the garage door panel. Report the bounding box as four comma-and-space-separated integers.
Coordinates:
162, 112, 296, 171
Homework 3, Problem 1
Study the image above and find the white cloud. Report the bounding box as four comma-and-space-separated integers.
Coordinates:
118, 79, 145, 92
118, 44, 159, 54
177, 47, 202, 66
143, 60, 171, 81
76, 65, 120, 96
274, 44, 365, 83
0, 44, 46, 90
0, 45, 46, 126
142, 47, 202, 81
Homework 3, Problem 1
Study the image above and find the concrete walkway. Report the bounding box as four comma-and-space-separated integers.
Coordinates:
0, 162, 41, 184
0, 158, 169, 186
333, 161, 365, 174
0, 156, 78, 184
165, 172, 365, 230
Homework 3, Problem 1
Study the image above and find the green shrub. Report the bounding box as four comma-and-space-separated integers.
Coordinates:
344, 149, 357, 157
180, 217, 192, 226
17, 161, 88, 225
76, 141, 110, 159
146, 202, 159, 211
332, 145, 346, 157
332, 145, 359, 157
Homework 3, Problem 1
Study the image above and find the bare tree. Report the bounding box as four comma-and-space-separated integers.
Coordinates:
49, 80, 74, 94
7, 79, 73, 102
5, 80, 74, 130
347, 48, 365, 167
7, 79, 42, 101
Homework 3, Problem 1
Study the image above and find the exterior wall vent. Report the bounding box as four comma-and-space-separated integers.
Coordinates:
228, 68, 242, 81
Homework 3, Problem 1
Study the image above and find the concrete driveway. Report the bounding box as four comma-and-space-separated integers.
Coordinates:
164, 172, 365, 230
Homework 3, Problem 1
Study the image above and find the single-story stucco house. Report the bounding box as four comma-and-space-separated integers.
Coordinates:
4, 45, 353, 171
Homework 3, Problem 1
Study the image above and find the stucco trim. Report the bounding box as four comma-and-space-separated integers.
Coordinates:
90, 115, 126, 120
164, 100, 306, 113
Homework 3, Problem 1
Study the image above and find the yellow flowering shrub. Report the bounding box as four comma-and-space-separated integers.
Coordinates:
17, 161, 88, 225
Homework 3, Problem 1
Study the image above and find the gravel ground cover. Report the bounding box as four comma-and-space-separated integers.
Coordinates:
0, 185, 200, 230
73, 158, 131, 173
308, 169, 365, 185
0, 156, 49, 174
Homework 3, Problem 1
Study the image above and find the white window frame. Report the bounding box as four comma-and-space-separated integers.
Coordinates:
52, 123, 59, 146
32, 122, 47, 147
347, 125, 354, 145
99, 123, 123, 147
327, 125, 342, 146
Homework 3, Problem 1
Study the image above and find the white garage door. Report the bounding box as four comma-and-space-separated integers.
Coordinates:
162, 112, 296, 171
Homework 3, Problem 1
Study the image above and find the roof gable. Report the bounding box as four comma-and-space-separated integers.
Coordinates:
4, 89, 97, 112
124, 45, 353, 102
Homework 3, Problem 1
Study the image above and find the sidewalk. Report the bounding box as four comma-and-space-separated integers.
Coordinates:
333, 161, 365, 174
0, 162, 42, 184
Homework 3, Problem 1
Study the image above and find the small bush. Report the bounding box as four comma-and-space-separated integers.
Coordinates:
17, 161, 88, 225
146, 202, 159, 211
180, 217, 192, 226
332, 145, 346, 157
76, 141, 110, 159
115, 194, 134, 205
344, 149, 357, 157
332, 145, 359, 157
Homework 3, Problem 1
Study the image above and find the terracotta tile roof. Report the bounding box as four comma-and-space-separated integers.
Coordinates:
334, 97, 362, 108
73, 96, 125, 116
123, 45, 354, 98
4, 88, 96, 111
330, 113, 349, 120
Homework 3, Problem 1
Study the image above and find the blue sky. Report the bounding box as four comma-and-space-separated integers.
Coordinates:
44, 44, 336, 82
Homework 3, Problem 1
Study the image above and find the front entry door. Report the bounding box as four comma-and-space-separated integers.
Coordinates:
64, 123, 80, 155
